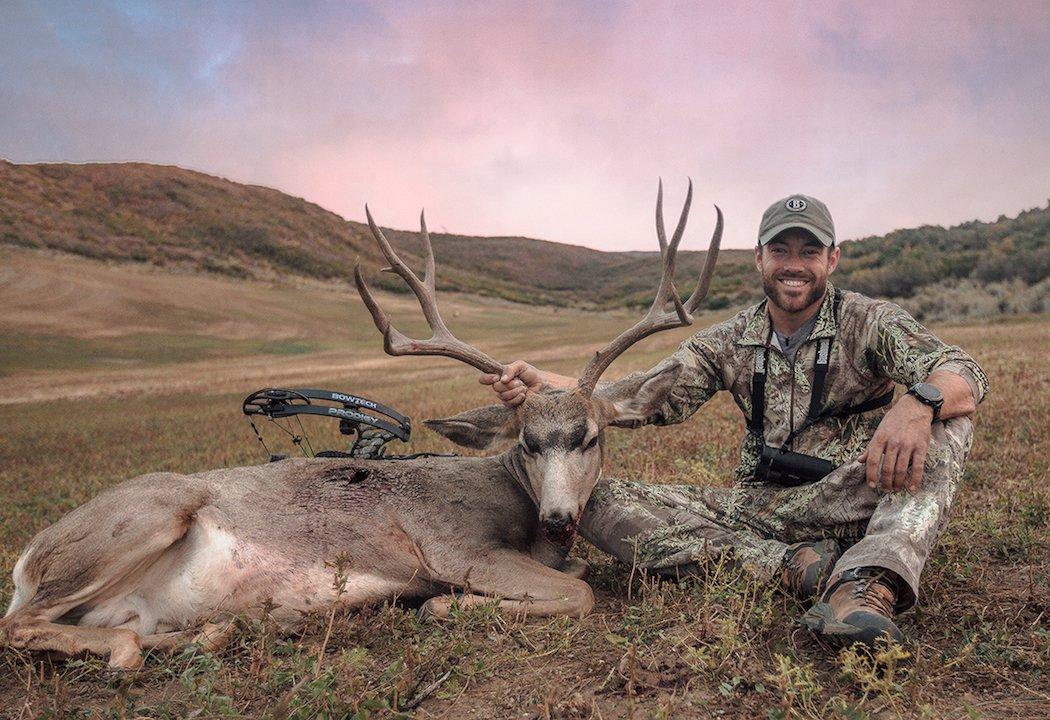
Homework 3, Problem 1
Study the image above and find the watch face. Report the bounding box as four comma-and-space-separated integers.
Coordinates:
912, 382, 943, 403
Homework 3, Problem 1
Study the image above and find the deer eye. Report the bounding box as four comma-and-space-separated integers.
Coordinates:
584, 435, 599, 451
521, 436, 541, 456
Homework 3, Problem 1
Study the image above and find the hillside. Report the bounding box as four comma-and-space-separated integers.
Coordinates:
0, 161, 748, 309
0, 161, 380, 279
1, 161, 1047, 317
833, 205, 1050, 321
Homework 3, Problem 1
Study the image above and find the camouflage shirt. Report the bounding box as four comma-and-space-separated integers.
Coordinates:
632, 283, 989, 484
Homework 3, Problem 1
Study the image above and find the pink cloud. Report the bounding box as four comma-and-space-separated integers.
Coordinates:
2, 1, 1047, 249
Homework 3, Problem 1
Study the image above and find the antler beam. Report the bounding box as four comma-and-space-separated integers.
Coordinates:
354, 207, 504, 376
577, 179, 722, 394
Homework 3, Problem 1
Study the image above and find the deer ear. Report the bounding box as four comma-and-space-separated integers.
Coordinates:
593, 359, 683, 425
424, 404, 520, 450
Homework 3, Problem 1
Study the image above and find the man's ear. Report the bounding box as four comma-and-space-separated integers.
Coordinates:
594, 359, 683, 426
827, 245, 841, 274
424, 404, 520, 450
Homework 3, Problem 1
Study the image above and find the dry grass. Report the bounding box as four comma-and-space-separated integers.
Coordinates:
0, 252, 1047, 718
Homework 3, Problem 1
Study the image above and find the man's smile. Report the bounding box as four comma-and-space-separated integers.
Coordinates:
777, 277, 811, 288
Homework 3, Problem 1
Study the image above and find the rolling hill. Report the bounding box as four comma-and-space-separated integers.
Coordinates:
1, 160, 1046, 318
0, 161, 749, 309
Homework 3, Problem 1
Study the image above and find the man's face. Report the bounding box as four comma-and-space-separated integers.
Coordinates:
754, 231, 841, 314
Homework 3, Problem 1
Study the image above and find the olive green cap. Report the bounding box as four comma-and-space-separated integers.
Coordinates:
758, 194, 835, 247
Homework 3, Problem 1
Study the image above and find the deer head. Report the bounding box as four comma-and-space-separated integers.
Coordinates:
354, 180, 722, 544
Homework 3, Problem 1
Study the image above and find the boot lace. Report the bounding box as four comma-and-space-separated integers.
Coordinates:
849, 570, 895, 616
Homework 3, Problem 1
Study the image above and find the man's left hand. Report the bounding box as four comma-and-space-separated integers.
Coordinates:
859, 395, 933, 493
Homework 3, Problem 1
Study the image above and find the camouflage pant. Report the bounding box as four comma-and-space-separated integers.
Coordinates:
580, 417, 974, 610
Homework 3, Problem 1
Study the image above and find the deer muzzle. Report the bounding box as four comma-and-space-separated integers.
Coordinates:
542, 511, 577, 545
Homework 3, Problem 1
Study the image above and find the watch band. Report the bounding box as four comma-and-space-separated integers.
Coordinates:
906, 384, 943, 421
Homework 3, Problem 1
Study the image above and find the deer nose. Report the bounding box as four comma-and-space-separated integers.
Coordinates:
542, 511, 577, 545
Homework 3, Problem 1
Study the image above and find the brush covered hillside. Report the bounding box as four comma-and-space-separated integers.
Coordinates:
1, 160, 1047, 319
0, 160, 748, 310
835, 206, 1050, 321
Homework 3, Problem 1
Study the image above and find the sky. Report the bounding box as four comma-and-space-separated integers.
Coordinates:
1, 1, 1048, 250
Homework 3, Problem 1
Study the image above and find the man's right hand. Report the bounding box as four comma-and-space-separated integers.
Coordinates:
479, 360, 572, 407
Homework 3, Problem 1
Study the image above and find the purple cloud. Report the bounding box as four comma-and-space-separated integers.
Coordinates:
1, 1, 1047, 249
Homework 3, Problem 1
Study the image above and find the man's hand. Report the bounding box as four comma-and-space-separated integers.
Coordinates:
859, 394, 933, 493
479, 360, 574, 407
859, 370, 977, 493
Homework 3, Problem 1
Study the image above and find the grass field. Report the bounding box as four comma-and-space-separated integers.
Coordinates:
0, 247, 1047, 718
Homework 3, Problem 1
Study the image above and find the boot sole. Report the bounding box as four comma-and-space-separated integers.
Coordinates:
800, 602, 903, 648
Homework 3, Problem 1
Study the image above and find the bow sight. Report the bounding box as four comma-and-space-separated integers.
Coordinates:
242, 387, 413, 461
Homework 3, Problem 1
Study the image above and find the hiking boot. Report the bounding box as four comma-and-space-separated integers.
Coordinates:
799, 567, 904, 648
781, 539, 841, 601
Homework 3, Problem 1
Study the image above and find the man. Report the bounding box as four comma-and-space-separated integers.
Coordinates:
481, 194, 988, 648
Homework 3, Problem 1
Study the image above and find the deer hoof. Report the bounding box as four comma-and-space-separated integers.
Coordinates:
560, 558, 591, 580
419, 597, 450, 621
108, 645, 145, 670
104, 628, 145, 670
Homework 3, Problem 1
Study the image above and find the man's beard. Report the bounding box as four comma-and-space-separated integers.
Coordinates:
762, 273, 826, 314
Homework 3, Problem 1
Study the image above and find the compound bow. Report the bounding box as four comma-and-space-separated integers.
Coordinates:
242, 387, 415, 461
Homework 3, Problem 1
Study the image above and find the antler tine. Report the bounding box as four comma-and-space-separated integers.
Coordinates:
662, 178, 693, 323
669, 179, 693, 256
365, 206, 437, 328
354, 262, 396, 342
655, 177, 694, 260
356, 207, 503, 375
420, 209, 436, 294
578, 180, 717, 395
684, 205, 723, 314
655, 179, 667, 257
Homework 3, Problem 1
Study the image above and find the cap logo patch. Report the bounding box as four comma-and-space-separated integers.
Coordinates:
786, 197, 807, 212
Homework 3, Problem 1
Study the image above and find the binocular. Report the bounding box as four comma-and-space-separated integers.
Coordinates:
755, 444, 834, 486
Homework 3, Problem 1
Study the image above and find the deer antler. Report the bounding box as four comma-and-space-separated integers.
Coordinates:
354, 207, 504, 375
577, 179, 722, 394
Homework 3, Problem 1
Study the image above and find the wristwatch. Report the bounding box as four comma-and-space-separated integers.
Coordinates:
906, 382, 943, 421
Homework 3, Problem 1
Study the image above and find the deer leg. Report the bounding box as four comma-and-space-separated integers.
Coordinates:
527, 535, 589, 579
141, 607, 270, 656
1, 614, 235, 668
422, 549, 594, 619
2, 479, 209, 668
141, 618, 236, 654
192, 620, 237, 652
0, 612, 143, 669
140, 630, 192, 651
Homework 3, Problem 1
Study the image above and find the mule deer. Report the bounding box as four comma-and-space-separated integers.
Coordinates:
1, 182, 721, 669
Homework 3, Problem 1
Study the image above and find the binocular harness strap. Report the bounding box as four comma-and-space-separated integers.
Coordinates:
748, 331, 771, 434
749, 288, 892, 451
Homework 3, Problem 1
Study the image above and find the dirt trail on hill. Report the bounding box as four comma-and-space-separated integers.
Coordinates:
0, 352, 388, 405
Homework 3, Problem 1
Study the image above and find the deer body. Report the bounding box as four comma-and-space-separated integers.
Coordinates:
2, 181, 721, 668
6, 450, 587, 641
4, 449, 598, 668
